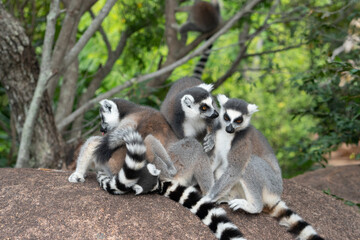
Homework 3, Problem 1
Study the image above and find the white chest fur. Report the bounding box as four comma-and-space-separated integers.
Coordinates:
183, 117, 206, 138
212, 128, 235, 175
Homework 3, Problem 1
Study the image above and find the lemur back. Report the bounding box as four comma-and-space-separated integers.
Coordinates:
175, 0, 221, 45
207, 95, 324, 240
160, 77, 219, 141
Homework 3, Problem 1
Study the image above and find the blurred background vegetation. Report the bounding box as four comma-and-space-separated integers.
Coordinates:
0, 0, 359, 178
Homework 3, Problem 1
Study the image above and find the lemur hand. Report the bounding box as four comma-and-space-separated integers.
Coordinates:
203, 132, 215, 152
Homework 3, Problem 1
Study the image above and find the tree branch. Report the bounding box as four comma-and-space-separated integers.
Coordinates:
48, 0, 85, 98
243, 43, 304, 58
57, 0, 264, 132
89, 9, 112, 55
147, 0, 264, 89
61, 0, 117, 71
213, 23, 250, 89
16, 0, 60, 168
214, 0, 279, 89
47, 0, 116, 97
68, 29, 132, 137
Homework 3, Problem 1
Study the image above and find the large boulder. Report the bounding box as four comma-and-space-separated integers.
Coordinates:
291, 164, 360, 203
0, 168, 359, 239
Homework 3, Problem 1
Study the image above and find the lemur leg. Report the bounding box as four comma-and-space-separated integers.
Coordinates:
207, 167, 241, 201
68, 136, 102, 183
144, 135, 177, 180
193, 154, 214, 194
179, 22, 203, 45
228, 179, 264, 214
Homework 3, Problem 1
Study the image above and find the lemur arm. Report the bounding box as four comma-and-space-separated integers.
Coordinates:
208, 142, 252, 201
203, 120, 219, 152
207, 166, 241, 201
144, 135, 177, 180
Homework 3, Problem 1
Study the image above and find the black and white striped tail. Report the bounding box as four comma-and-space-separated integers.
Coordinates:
97, 128, 147, 194
159, 181, 246, 240
269, 200, 324, 240
193, 43, 214, 80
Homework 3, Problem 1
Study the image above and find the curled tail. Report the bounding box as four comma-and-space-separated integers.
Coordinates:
269, 200, 324, 240
193, 43, 214, 79
94, 127, 129, 164
97, 128, 159, 195
159, 181, 246, 240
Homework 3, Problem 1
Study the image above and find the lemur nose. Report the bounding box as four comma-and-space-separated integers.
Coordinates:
211, 110, 219, 118
226, 125, 235, 133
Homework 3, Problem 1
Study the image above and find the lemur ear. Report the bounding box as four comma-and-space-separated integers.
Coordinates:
133, 184, 143, 195
147, 163, 161, 176
181, 94, 195, 108
247, 104, 259, 115
198, 83, 214, 92
217, 94, 229, 106
99, 99, 113, 113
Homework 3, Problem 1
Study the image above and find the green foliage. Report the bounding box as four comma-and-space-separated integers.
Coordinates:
0, 85, 15, 167
323, 189, 360, 210
2, 0, 359, 179
293, 61, 360, 166
290, 0, 360, 170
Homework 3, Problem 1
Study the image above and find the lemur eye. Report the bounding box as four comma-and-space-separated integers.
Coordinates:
235, 117, 243, 124
200, 105, 208, 111
223, 114, 230, 121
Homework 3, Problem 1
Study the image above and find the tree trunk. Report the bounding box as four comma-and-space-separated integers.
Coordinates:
0, 3, 65, 168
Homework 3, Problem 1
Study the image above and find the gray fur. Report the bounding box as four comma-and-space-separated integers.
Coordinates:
144, 135, 177, 180
97, 127, 161, 195
91, 99, 246, 239
168, 137, 214, 194
70, 98, 214, 196
173, 0, 221, 45
160, 77, 219, 141
68, 136, 112, 183
207, 95, 324, 240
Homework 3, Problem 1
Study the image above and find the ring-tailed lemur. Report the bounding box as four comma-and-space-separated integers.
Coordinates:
160, 77, 219, 143
97, 127, 246, 240
69, 98, 214, 195
206, 94, 324, 240
173, 0, 221, 45
68, 98, 177, 183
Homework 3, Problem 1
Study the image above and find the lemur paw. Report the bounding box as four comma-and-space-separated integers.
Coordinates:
228, 199, 248, 211
203, 133, 215, 152
68, 172, 85, 183
229, 199, 261, 214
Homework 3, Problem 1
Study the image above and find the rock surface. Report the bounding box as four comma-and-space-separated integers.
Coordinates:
1, 168, 359, 240
291, 164, 360, 203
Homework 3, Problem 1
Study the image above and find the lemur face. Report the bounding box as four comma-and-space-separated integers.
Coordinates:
99, 99, 120, 134
217, 95, 258, 133
180, 84, 219, 120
